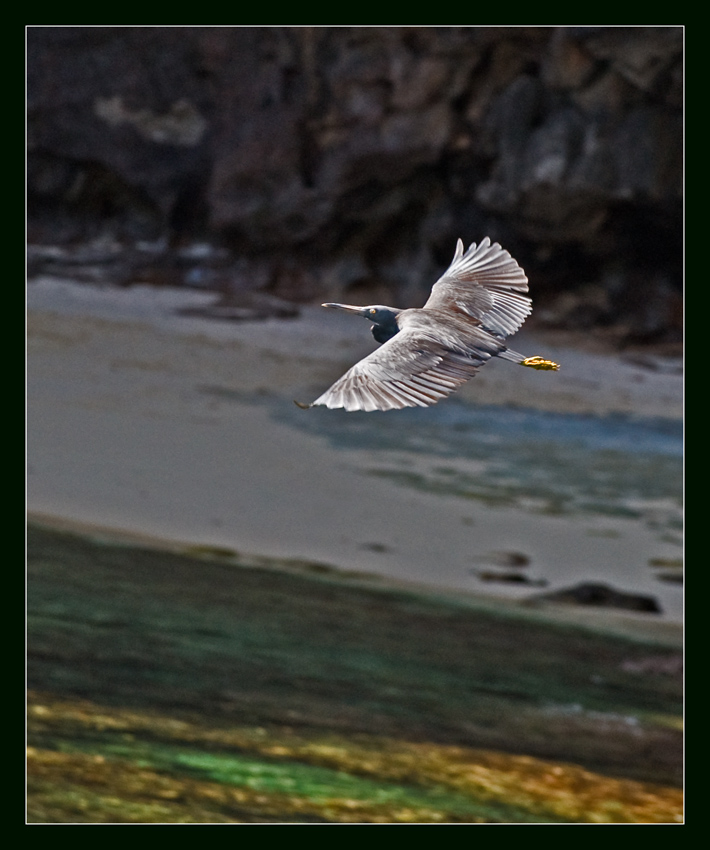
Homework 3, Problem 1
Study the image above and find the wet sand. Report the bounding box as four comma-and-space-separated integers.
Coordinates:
27, 278, 683, 631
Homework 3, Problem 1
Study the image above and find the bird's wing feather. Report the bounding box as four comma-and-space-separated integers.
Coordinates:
424, 237, 531, 339
310, 329, 492, 411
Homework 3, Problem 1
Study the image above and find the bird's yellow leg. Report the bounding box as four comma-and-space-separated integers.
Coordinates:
520, 356, 560, 371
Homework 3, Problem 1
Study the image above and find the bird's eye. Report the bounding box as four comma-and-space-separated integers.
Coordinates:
370, 308, 377, 315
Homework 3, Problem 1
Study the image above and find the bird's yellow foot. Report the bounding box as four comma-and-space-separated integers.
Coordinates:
521, 356, 560, 371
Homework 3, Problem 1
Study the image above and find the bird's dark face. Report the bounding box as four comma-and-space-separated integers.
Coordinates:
322, 303, 399, 324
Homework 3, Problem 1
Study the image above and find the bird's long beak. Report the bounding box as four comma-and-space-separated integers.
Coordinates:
321, 303, 367, 316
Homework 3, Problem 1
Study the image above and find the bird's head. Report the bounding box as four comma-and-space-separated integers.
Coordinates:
322, 303, 399, 325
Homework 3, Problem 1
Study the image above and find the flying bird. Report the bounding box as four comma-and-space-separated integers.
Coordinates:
296, 237, 559, 412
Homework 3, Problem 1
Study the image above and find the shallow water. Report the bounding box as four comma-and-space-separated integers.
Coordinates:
277, 399, 683, 547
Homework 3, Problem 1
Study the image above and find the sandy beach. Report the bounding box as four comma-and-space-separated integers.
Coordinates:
27, 277, 683, 629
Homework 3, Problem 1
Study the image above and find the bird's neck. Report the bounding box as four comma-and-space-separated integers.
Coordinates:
371, 317, 399, 344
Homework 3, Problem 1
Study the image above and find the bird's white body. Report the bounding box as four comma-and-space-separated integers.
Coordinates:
301, 238, 558, 412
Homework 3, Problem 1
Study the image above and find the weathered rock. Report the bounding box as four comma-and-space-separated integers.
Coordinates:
532, 582, 662, 614
475, 571, 547, 587
27, 27, 682, 339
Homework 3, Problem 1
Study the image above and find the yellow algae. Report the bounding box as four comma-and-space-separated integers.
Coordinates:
27, 693, 682, 824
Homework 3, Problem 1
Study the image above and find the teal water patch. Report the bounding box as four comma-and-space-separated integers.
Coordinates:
276, 398, 682, 536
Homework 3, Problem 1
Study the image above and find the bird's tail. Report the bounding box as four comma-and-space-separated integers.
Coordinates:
500, 348, 560, 371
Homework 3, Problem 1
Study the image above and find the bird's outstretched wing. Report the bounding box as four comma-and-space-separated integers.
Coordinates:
424, 237, 531, 339
307, 329, 492, 411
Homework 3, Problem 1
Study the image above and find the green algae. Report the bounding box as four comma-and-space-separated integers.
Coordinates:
27, 696, 682, 824
32, 734, 544, 823
27, 522, 683, 822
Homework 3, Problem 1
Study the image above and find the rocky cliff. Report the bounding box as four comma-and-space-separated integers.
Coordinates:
27, 27, 682, 344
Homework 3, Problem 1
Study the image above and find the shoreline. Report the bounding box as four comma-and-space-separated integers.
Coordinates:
26, 511, 682, 647
27, 278, 683, 630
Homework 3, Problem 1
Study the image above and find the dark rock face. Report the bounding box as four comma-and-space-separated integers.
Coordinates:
27, 27, 682, 340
